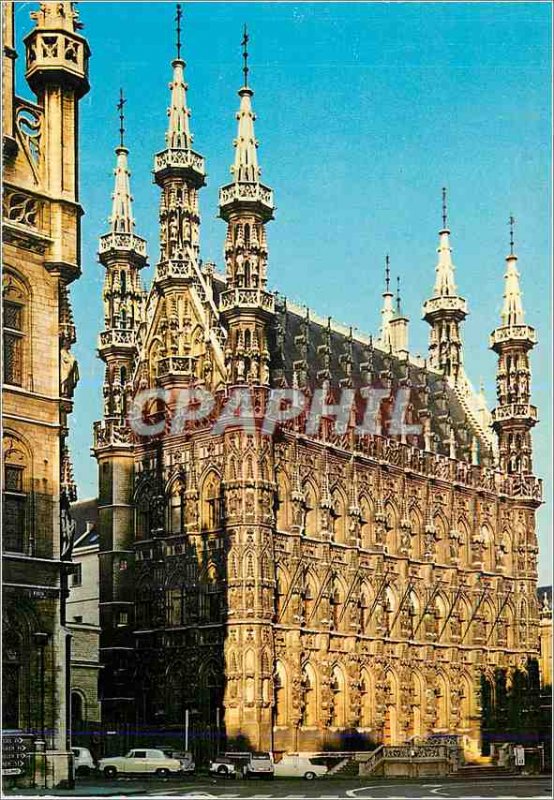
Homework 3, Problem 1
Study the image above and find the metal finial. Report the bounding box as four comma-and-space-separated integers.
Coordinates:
176, 3, 183, 59
117, 88, 126, 148
442, 186, 448, 229
396, 275, 401, 313
242, 25, 249, 87
385, 255, 390, 292
509, 214, 516, 255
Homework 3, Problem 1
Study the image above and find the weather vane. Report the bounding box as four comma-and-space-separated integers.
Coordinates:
509, 214, 516, 255
242, 25, 249, 86
176, 3, 183, 59
117, 88, 126, 148
385, 254, 391, 293
442, 186, 448, 229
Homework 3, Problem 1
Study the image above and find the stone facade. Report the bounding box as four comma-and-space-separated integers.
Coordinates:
67, 500, 102, 740
2, 2, 89, 788
92, 14, 542, 759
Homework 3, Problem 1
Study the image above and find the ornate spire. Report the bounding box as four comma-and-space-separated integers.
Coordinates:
500, 216, 525, 326
422, 188, 467, 380
100, 93, 146, 259
434, 188, 457, 297
166, 9, 192, 153
377, 255, 395, 349
231, 28, 261, 186
490, 218, 538, 477
109, 90, 134, 235
154, 5, 204, 189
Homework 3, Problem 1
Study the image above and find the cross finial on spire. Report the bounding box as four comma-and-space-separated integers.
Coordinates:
509, 214, 516, 255
442, 186, 448, 229
175, 3, 183, 59
242, 24, 249, 87
385, 254, 390, 292
117, 88, 126, 148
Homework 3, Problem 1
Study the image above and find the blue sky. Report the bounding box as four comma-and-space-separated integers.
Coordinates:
16, 2, 552, 582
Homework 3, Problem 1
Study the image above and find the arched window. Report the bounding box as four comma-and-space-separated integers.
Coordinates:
136, 487, 153, 541
120, 270, 127, 296
2, 434, 29, 554
410, 511, 424, 560
201, 472, 222, 531
434, 515, 450, 565
435, 673, 449, 730
71, 691, 85, 731
3, 273, 28, 387
167, 481, 185, 535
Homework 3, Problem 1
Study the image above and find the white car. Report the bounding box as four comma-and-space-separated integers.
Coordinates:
209, 756, 238, 778
72, 747, 96, 776
274, 754, 328, 780
98, 748, 182, 778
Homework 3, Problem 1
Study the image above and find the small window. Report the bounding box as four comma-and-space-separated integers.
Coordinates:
4, 466, 23, 492
117, 611, 129, 627
3, 300, 23, 386
133, 751, 146, 759
72, 564, 82, 586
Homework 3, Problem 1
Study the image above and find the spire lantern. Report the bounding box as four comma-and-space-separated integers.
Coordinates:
389, 272, 409, 356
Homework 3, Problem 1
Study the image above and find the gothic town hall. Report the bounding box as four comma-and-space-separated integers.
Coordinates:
91, 10, 542, 757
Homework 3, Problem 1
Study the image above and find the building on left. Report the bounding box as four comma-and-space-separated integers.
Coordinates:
2, 1, 89, 789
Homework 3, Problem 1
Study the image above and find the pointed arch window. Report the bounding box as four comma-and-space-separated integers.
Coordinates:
301, 666, 316, 726
303, 482, 318, 537
3, 436, 29, 554
331, 490, 347, 543
167, 481, 185, 535
201, 472, 222, 531
3, 280, 26, 387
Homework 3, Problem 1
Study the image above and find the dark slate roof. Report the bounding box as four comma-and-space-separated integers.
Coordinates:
71, 497, 99, 548
210, 272, 491, 464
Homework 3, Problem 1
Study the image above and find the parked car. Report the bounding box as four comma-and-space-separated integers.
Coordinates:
274, 754, 328, 780
98, 748, 182, 778
209, 756, 238, 778
157, 749, 195, 775
242, 752, 274, 779
72, 747, 96, 776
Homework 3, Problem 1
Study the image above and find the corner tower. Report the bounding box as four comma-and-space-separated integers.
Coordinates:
423, 189, 467, 381
490, 218, 537, 474
93, 94, 147, 726
218, 28, 275, 385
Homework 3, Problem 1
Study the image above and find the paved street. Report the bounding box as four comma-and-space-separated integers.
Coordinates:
5, 775, 551, 799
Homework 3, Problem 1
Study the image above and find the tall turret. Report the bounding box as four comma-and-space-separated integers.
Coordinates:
98, 91, 147, 425
94, 93, 147, 726
490, 217, 537, 474
150, 4, 207, 387
422, 189, 468, 381
218, 27, 275, 385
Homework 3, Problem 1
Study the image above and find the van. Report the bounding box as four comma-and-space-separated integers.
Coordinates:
274, 754, 328, 780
